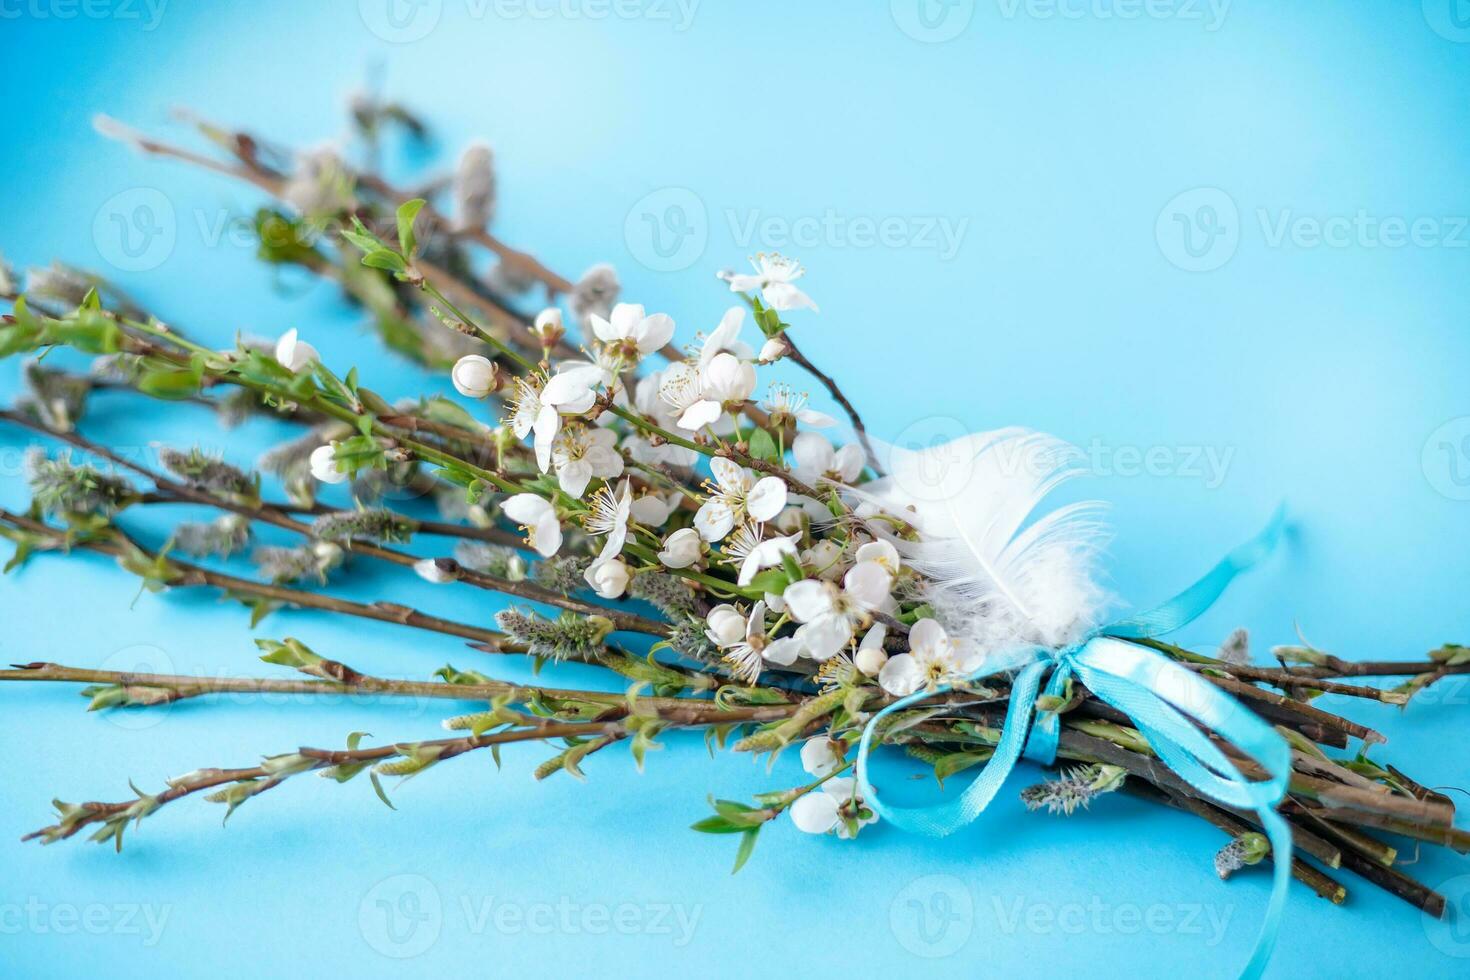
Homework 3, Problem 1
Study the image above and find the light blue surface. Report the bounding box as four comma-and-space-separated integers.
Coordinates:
3, 3, 1470, 977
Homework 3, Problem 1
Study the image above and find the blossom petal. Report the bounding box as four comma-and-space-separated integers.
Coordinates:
782, 580, 835, 622
707, 456, 746, 490
795, 614, 852, 660
908, 617, 947, 654
677, 399, 723, 432
530, 517, 562, 558
633, 312, 675, 354
796, 408, 838, 428
763, 636, 803, 667
588, 313, 617, 344
500, 493, 554, 526
693, 499, 735, 543
790, 792, 839, 834
746, 477, 788, 522
724, 273, 764, 293
557, 458, 593, 498
763, 281, 818, 312
878, 653, 924, 697
843, 560, 893, 610
532, 405, 559, 472
791, 432, 834, 473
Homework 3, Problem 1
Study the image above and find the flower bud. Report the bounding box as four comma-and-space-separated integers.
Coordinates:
414, 557, 460, 584
854, 643, 888, 677
657, 527, 703, 569
704, 604, 746, 648
530, 307, 565, 346
583, 557, 631, 599
308, 444, 347, 484
451, 354, 501, 398
758, 335, 789, 364
274, 328, 319, 373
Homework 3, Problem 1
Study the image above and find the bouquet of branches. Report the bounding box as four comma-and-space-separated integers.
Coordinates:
2, 101, 1466, 971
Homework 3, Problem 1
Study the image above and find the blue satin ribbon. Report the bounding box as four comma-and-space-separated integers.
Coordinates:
855, 507, 1290, 979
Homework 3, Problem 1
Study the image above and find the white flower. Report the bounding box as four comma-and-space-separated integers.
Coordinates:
723, 253, 819, 312
855, 539, 901, 576
588, 302, 675, 358
782, 561, 893, 660
584, 479, 633, 563
736, 530, 801, 587
414, 558, 458, 584
697, 307, 754, 368
802, 538, 846, 580
763, 384, 836, 429
630, 491, 679, 527
451, 354, 500, 398
657, 360, 721, 432
583, 557, 631, 599
500, 493, 562, 558
700, 351, 757, 405
791, 432, 865, 486
531, 307, 565, 344
508, 377, 562, 473
789, 777, 876, 837
274, 328, 319, 372
694, 457, 788, 542
758, 336, 788, 364
308, 444, 346, 484
706, 601, 801, 684
550, 425, 623, 498
800, 737, 845, 778
704, 604, 747, 648
658, 527, 703, 569
853, 623, 889, 677
541, 358, 611, 414
878, 618, 984, 697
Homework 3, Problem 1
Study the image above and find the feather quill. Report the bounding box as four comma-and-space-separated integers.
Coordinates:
850, 428, 1109, 663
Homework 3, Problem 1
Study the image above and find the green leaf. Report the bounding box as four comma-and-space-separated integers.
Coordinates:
136, 368, 202, 399
689, 815, 746, 835
369, 771, 397, 810
732, 828, 760, 874
396, 199, 426, 257
746, 427, 779, 462
361, 249, 408, 273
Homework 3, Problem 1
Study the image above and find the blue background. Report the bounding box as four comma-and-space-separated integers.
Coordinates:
3, 1, 1470, 977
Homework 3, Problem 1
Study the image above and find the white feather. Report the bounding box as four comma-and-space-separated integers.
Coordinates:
849, 428, 1109, 662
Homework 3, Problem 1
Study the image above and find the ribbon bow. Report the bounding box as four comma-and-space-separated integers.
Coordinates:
855, 507, 1291, 980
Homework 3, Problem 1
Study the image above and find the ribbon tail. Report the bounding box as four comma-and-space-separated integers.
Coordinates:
1245, 805, 1293, 980
1107, 504, 1288, 640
